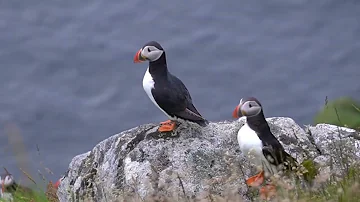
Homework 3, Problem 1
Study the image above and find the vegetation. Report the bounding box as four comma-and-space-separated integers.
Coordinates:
314, 97, 360, 130
0, 184, 56, 202
2, 165, 360, 202
112, 163, 360, 202
1, 186, 48, 202
2, 97, 360, 202
1, 123, 59, 202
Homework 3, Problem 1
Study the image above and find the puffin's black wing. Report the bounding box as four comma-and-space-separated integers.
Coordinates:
152, 74, 208, 126
261, 133, 297, 170
6, 182, 18, 192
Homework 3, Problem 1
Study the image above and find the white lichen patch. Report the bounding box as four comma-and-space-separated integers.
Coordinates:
123, 157, 154, 198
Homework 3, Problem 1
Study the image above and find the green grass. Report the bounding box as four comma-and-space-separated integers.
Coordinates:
0, 182, 58, 202
4, 188, 47, 202
312, 167, 360, 202
272, 166, 360, 202
4, 166, 360, 202
314, 97, 360, 130
0, 180, 59, 202
2, 123, 58, 202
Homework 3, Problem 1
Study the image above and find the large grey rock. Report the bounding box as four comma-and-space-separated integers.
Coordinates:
306, 124, 360, 177
57, 117, 359, 202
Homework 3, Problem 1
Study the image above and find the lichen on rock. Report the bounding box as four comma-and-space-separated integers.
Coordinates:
306, 124, 360, 178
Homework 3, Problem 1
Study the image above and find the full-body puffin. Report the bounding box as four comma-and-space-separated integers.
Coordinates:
133, 41, 208, 132
0, 168, 17, 193
232, 97, 297, 196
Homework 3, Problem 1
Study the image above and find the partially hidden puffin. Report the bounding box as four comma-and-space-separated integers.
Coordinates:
133, 41, 208, 132
232, 97, 297, 192
0, 168, 17, 193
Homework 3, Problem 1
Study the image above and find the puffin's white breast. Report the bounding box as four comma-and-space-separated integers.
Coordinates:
142, 67, 172, 119
0, 175, 14, 186
237, 121, 278, 174
237, 122, 264, 165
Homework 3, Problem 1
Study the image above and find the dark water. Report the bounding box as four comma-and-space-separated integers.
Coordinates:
0, 0, 359, 185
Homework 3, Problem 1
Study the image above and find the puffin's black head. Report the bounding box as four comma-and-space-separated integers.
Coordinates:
133, 41, 165, 63
232, 97, 263, 118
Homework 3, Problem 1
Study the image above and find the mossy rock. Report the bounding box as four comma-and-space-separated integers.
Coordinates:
314, 97, 360, 130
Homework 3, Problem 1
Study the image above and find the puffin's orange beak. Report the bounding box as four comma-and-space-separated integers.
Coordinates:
232, 105, 240, 118
134, 49, 146, 63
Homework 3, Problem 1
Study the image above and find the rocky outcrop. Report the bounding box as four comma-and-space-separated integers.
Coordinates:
57, 117, 360, 202
306, 124, 360, 178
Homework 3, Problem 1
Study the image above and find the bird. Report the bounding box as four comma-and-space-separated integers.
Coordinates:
0, 168, 17, 193
133, 41, 208, 133
232, 97, 297, 196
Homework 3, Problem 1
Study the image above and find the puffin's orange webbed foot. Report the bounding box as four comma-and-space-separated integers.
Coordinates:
260, 184, 277, 200
158, 120, 177, 132
246, 170, 264, 187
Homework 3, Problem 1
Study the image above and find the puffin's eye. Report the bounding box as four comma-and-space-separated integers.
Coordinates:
249, 103, 252, 108
147, 47, 151, 52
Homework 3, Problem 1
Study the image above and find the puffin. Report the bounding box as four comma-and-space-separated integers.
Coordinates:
0, 168, 17, 193
133, 41, 208, 132
232, 97, 297, 196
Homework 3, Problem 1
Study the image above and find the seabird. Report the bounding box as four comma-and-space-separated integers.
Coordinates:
133, 41, 208, 132
232, 97, 297, 196
0, 168, 17, 193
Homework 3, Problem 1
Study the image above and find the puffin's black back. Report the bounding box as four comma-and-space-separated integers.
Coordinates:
145, 41, 208, 126
5, 182, 18, 192
246, 109, 297, 169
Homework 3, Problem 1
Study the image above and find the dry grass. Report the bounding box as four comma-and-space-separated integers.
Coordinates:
1, 122, 58, 202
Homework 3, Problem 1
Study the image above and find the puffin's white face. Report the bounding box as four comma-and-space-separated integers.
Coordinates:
3, 175, 14, 186
232, 98, 262, 118
134, 41, 165, 63
140, 45, 164, 62
239, 100, 262, 117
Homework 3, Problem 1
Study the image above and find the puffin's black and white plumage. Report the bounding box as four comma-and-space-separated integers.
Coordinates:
134, 41, 208, 132
232, 97, 297, 188
0, 168, 17, 193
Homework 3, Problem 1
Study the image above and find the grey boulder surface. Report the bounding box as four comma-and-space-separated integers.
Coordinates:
57, 117, 360, 202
